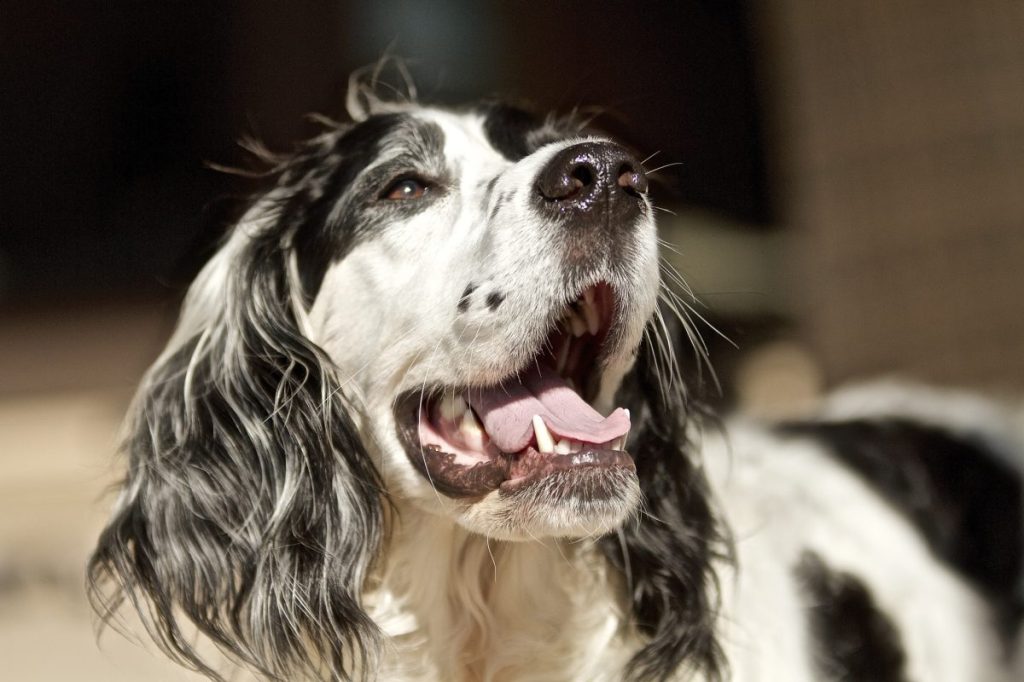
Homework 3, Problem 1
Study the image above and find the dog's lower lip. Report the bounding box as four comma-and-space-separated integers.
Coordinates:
498, 446, 636, 495
395, 394, 634, 499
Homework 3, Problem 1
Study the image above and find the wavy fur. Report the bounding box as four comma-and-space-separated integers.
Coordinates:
89, 70, 1020, 682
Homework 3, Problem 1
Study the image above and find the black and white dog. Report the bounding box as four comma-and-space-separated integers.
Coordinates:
89, 81, 1024, 681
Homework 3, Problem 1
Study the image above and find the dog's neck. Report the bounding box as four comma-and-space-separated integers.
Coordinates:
366, 502, 639, 681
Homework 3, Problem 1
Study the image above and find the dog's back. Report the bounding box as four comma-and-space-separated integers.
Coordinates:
705, 382, 1023, 681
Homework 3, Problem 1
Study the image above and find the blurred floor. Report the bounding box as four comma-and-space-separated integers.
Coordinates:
0, 302, 203, 680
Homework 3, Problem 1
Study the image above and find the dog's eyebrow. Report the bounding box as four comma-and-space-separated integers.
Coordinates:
377, 118, 446, 173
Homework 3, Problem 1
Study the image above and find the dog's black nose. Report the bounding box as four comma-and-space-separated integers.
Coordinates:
535, 141, 648, 225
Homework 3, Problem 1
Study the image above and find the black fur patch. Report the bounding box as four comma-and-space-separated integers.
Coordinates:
481, 102, 540, 161
479, 101, 582, 163
485, 291, 505, 310
796, 551, 908, 682
778, 418, 1023, 633
602, 301, 728, 682
283, 113, 409, 302
457, 282, 476, 313
285, 114, 446, 304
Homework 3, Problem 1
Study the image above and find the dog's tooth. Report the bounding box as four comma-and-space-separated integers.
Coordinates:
439, 394, 468, 422
555, 438, 572, 454
461, 409, 486, 449
556, 340, 571, 374
569, 313, 586, 337
532, 415, 555, 453
583, 288, 595, 307
582, 299, 600, 335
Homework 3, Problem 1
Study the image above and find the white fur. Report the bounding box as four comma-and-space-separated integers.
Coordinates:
100, 100, 1020, 681
704, 420, 1011, 682
308, 108, 658, 540
251, 109, 1017, 680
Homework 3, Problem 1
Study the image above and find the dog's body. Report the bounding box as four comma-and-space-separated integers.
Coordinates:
89, 87, 1023, 681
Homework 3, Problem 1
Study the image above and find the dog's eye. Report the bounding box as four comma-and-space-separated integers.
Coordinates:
381, 177, 429, 201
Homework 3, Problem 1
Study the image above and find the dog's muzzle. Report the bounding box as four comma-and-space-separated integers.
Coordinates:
535, 141, 648, 229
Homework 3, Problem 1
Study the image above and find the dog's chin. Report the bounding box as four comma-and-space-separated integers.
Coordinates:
454, 467, 642, 541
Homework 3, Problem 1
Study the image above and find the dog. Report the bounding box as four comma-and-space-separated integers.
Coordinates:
88, 78, 1024, 681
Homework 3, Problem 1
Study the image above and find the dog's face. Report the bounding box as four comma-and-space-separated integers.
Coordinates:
298, 105, 659, 539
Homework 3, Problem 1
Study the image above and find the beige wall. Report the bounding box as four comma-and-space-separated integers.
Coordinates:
759, 0, 1024, 389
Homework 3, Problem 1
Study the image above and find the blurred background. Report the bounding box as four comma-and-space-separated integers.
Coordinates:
1, 1, 1022, 679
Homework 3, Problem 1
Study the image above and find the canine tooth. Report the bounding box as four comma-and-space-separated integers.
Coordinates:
569, 313, 586, 337
556, 340, 571, 374
461, 409, 486, 449
555, 438, 572, 454
439, 394, 468, 422
532, 415, 555, 453
582, 300, 600, 335
583, 288, 595, 307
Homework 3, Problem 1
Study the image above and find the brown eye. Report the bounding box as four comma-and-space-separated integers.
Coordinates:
382, 177, 428, 200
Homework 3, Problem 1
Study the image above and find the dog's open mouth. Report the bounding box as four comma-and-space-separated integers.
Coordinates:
395, 283, 635, 499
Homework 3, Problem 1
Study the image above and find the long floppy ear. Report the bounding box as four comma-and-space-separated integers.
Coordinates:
88, 215, 385, 680
600, 300, 729, 682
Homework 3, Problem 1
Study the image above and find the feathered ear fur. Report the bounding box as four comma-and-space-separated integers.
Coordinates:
345, 56, 418, 122
601, 301, 729, 682
88, 215, 385, 681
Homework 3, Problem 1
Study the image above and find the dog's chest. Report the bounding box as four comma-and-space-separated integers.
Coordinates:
368, 517, 638, 681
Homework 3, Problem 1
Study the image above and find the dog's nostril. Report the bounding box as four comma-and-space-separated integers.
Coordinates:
538, 162, 593, 201
570, 164, 594, 189
616, 163, 648, 196
537, 142, 646, 206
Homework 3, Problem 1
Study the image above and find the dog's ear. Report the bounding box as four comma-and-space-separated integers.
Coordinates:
88, 219, 385, 681
601, 301, 728, 682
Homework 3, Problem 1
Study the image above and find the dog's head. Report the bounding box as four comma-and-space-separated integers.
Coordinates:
309, 103, 657, 539
89, 84, 722, 681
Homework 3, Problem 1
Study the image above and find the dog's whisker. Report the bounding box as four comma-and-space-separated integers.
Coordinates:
644, 160, 684, 175
640, 150, 662, 166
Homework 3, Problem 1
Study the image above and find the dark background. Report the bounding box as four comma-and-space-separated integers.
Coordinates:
1, 1, 769, 303
3, 0, 1023, 398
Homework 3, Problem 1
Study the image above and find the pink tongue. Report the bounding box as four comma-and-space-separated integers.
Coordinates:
468, 364, 630, 453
